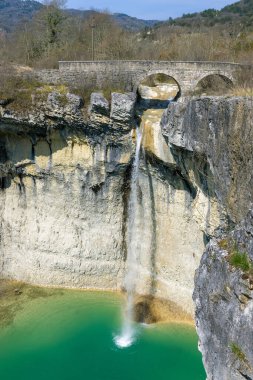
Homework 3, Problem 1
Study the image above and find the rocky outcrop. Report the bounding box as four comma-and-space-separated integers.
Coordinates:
89, 93, 110, 116
162, 96, 253, 223
0, 91, 84, 128
194, 208, 253, 380
88, 92, 111, 131
110, 92, 136, 125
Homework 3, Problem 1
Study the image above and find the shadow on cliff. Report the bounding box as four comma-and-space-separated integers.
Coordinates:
143, 154, 158, 297
121, 161, 132, 261
0, 129, 70, 192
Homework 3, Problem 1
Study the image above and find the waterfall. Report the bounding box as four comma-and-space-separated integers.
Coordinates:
114, 126, 143, 348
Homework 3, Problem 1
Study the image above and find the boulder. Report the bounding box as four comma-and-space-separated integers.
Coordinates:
89, 92, 109, 116
110, 92, 136, 123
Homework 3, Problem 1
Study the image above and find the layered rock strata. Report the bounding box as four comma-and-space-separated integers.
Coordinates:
0, 91, 223, 317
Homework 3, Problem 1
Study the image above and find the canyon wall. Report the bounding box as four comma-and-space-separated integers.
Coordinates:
1, 88, 253, 379
162, 96, 253, 380
0, 91, 221, 317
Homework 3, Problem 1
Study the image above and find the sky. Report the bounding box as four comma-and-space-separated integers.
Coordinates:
64, 0, 237, 20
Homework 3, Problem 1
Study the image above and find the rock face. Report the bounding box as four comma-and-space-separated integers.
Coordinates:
162, 97, 253, 223
89, 92, 110, 116
0, 90, 224, 317
161, 96, 253, 380
194, 209, 253, 380
0, 92, 133, 291
110, 92, 136, 124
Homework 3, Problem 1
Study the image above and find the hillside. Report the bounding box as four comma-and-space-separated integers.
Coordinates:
67, 10, 158, 31
0, 0, 158, 33
113, 13, 158, 30
0, 0, 43, 33
161, 0, 253, 31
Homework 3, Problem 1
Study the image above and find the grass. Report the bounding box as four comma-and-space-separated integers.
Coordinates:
228, 250, 251, 272
229, 87, 253, 97
0, 75, 70, 111
37, 84, 69, 107
0, 76, 41, 110
36, 84, 68, 96
230, 342, 251, 369
218, 238, 229, 250
218, 238, 253, 273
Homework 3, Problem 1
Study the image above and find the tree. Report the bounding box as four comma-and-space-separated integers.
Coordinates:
42, 0, 67, 46
43, 0, 67, 9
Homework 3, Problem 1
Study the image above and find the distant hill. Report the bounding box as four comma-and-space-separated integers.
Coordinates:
0, 0, 43, 33
2, 0, 252, 36
161, 0, 253, 30
113, 13, 158, 30
0, 0, 158, 33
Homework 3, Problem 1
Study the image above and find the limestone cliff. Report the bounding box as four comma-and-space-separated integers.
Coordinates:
0, 91, 136, 291
162, 96, 253, 380
0, 90, 222, 318
162, 96, 253, 223
1, 89, 252, 379
194, 209, 253, 380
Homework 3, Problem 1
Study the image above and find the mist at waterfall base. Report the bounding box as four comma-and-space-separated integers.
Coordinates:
0, 290, 206, 380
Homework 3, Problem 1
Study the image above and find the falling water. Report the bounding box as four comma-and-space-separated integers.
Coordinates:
114, 126, 143, 348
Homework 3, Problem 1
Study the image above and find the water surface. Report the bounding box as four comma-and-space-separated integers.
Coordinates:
0, 290, 206, 380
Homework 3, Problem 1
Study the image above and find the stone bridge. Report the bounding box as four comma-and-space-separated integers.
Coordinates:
58, 60, 246, 96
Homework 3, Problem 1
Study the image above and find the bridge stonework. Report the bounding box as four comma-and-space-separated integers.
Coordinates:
57, 60, 244, 95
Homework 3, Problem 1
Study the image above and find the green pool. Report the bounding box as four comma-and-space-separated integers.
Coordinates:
0, 289, 206, 380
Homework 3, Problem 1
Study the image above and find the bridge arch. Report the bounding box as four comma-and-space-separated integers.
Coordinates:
136, 72, 181, 101
194, 73, 234, 96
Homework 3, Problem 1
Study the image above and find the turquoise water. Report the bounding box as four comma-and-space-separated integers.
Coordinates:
0, 290, 206, 380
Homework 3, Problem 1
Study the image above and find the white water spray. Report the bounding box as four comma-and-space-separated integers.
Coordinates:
114, 126, 143, 348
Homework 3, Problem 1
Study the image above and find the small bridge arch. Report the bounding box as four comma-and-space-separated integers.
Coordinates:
136, 72, 181, 101
193, 73, 234, 95
135, 70, 181, 91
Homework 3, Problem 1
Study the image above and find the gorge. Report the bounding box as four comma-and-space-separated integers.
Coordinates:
0, 66, 253, 380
